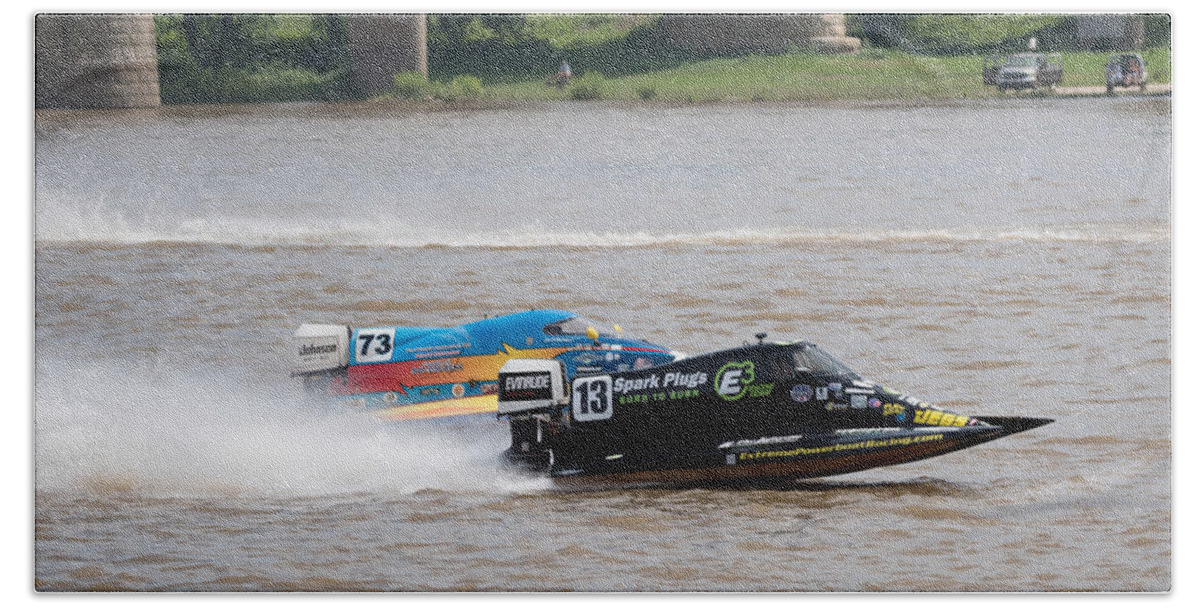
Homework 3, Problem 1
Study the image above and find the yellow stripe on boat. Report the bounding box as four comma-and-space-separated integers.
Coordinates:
375, 394, 500, 421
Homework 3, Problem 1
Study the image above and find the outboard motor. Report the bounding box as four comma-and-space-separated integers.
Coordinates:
497, 359, 569, 470
292, 324, 351, 397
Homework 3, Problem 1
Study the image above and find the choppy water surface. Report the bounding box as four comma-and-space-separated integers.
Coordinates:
34, 98, 1170, 591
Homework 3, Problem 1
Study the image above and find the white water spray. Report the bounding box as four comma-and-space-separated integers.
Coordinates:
34, 357, 548, 498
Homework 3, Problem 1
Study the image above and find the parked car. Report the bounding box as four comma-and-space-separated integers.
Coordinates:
989, 52, 1063, 91
1106, 53, 1147, 93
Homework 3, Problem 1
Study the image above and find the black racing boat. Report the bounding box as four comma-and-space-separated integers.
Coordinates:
496, 336, 1051, 487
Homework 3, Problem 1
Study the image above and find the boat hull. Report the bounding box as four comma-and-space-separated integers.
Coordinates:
546, 417, 1053, 488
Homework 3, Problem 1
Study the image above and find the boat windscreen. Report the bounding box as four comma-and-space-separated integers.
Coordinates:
793, 345, 860, 378
542, 316, 615, 338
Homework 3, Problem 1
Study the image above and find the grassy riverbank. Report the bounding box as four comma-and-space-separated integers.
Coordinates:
437, 47, 1173, 104
152, 14, 1171, 105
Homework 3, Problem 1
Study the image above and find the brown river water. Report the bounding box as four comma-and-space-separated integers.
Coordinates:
33, 98, 1171, 591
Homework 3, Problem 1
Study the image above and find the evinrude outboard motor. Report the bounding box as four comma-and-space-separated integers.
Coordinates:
497, 359, 570, 470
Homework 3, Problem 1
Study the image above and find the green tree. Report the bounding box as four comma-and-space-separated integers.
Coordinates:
902, 14, 1069, 54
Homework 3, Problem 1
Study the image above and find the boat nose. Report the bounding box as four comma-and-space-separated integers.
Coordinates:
974, 416, 1054, 435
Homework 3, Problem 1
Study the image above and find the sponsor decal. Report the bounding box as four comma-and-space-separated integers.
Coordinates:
500, 372, 553, 401
753, 385, 775, 398
618, 388, 701, 405
573, 376, 613, 422
403, 343, 465, 359
790, 384, 813, 403
383, 391, 399, 404
480, 382, 498, 395
882, 402, 905, 418
573, 352, 605, 365
614, 371, 708, 395
737, 433, 946, 461
851, 394, 867, 409
410, 350, 462, 360
452, 383, 466, 398
299, 343, 338, 356
575, 365, 603, 375
526, 336, 534, 346
912, 409, 972, 427
612, 370, 707, 405
720, 435, 805, 449
815, 386, 829, 401
615, 375, 659, 394
411, 359, 464, 375
419, 387, 440, 396
715, 361, 772, 401
406, 343, 468, 354
868, 397, 882, 409
633, 357, 653, 370
505, 375, 549, 390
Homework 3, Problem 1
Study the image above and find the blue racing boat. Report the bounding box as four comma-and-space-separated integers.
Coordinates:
292, 309, 679, 422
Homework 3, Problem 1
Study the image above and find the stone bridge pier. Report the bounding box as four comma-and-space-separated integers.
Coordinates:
345, 14, 428, 96
35, 14, 162, 109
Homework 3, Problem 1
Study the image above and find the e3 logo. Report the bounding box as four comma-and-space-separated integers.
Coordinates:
715, 361, 756, 401
572, 376, 613, 421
